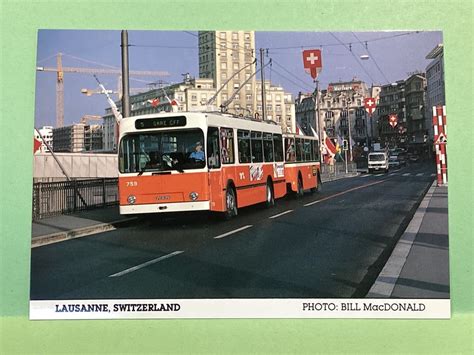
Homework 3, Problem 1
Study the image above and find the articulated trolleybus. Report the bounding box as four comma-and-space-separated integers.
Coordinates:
118, 111, 321, 218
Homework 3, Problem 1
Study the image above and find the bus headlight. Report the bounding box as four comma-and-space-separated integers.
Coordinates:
127, 195, 136, 204
189, 192, 199, 201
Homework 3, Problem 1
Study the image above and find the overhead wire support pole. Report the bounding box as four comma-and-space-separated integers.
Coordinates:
121, 30, 131, 118
314, 79, 322, 144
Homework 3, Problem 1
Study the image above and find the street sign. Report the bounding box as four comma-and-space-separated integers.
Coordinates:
388, 114, 398, 128
302, 49, 322, 79
435, 132, 447, 144
364, 97, 376, 115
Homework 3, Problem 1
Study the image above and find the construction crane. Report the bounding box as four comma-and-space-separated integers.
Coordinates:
80, 115, 103, 124
36, 53, 170, 128
80, 87, 149, 97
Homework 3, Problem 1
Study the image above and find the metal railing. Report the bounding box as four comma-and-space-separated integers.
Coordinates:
320, 161, 357, 180
32, 178, 118, 220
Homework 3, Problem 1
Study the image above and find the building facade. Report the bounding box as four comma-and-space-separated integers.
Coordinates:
53, 124, 103, 152
405, 73, 427, 144
198, 31, 256, 115
296, 79, 371, 145
425, 44, 445, 141
376, 80, 407, 147
198, 31, 295, 132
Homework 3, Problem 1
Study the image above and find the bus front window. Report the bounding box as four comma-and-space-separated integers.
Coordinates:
119, 129, 205, 173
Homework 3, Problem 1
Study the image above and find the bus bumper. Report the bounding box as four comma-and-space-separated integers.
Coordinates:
120, 201, 210, 215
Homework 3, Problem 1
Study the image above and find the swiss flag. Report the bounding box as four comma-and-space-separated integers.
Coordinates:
34, 137, 42, 154
147, 98, 160, 107
364, 97, 376, 115
303, 49, 322, 79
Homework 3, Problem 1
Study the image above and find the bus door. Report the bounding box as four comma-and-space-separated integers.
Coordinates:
207, 127, 224, 211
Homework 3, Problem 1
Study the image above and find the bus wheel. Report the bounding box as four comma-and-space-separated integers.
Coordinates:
224, 186, 238, 219
311, 174, 322, 193
296, 176, 304, 198
265, 181, 275, 208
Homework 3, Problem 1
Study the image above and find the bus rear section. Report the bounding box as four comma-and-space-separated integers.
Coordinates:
283, 135, 321, 195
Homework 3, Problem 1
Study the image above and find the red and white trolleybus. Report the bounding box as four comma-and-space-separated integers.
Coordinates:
118, 111, 321, 218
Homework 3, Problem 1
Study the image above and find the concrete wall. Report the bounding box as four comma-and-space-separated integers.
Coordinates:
34, 153, 118, 181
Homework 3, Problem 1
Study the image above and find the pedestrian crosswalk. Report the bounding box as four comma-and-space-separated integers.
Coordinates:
361, 172, 436, 178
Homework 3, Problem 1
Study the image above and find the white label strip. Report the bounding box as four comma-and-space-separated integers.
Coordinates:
29, 298, 450, 319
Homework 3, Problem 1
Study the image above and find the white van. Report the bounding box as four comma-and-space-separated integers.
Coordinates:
368, 152, 389, 173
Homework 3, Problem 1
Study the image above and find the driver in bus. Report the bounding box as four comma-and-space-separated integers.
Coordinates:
189, 141, 205, 161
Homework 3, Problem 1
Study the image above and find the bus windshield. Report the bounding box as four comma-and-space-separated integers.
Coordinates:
119, 129, 205, 173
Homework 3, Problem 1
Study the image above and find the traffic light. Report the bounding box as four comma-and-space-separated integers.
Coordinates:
343, 139, 348, 151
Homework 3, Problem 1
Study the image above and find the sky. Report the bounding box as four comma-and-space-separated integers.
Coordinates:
34, 30, 443, 128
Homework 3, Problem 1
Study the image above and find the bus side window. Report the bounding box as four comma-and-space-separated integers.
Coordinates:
220, 127, 234, 164
304, 139, 312, 161
296, 138, 303, 162
285, 137, 295, 162
263, 133, 274, 162
273, 134, 284, 162
207, 127, 221, 169
238, 129, 251, 163
251, 131, 263, 163
313, 139, 320, 161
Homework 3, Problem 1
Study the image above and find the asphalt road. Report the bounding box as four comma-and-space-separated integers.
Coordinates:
30, 161, 436, 300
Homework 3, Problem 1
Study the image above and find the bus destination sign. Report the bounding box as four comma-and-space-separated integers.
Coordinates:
135, 116, 187, 130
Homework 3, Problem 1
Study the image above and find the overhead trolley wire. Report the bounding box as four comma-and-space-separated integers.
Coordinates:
351, 32, 391, 84
329, 32, 378, 85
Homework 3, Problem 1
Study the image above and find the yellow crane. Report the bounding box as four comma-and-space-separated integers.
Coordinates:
36, 53, 170, 128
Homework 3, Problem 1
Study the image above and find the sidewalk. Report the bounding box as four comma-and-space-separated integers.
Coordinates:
31, 206, 136, 248
367, 181, 449, 298
320, 170, 359, 182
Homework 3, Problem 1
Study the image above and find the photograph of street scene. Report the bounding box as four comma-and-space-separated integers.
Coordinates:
30, 30, 449, 318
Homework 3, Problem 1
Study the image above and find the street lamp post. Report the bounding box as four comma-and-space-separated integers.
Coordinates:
347, 100, 353, 162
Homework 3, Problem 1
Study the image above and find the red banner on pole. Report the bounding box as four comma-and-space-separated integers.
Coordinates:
388, 114, 398, 128
364, 97, 376, 115
303, 49, 322, 79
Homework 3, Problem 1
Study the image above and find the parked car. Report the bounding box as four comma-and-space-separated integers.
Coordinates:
388, 155, 400, 168
397, 152, 408, 166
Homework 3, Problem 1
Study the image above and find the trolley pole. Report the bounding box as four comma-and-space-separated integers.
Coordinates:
260, 48, 266, 121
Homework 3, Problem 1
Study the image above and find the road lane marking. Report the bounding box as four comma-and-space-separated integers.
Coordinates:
389, 173, 397, 176
361, 174, 370, 178
304, 179, 387, 207
375, 173, 384, 177
402, 173, 411, 176
416, 173, 424, 177
214, 225, 253, 239
431, 173, 436, 177
109, 251, 184, 278
269, 210, 293, 219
